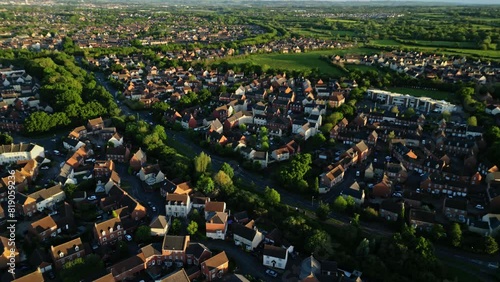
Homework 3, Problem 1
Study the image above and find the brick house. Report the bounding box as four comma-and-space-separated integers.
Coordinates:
409, 209, 435, 231
94, 217, 126, 245
129, 148, 147, 171
87, 117, 104, 132
15, 192, 37, 217
106, 145, 130, 163
29, 215, 58, 241
319, 165, 344, 193
379, 200, 403, 221
50, 237, 85, 269
162, 235, 190, 267
443, 198, 468, 223
201, 251, 229, 281
186, 242, 212, 266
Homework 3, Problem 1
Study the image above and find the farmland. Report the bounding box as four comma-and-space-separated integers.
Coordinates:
217, 48, 379, 77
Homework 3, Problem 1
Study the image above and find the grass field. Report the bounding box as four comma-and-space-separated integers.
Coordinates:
345, 64, 378, 72
218, 48, 379, 77
370, 39, 500, 60
387, 87, 454, 101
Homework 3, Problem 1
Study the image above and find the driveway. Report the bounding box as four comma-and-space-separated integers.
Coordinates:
201, 239, 281, 282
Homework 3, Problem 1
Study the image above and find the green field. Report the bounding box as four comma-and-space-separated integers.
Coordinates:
218, 48, 379, 77
387, 87, 454, 101
370, 39, 500, 60
345, 64, 378, 72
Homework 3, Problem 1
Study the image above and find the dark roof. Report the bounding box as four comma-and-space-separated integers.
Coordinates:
380, 199, 403, 214
263, 244, 287, 259
141, 243, 162, 258
186, 242, 210, 259
232, 224, 257, 241
410, 209, 435, 223
150, 215, 169, 229
444, 198, 467, 211
162, 235, 188, 251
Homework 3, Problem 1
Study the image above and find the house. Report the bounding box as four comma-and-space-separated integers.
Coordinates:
12, 269, 44, 282
409, 209, 435, 231
204, 202, 226, 220
29, 215, 58, 241
201, 251, 229, 281
319, 165, 344, 193
50, 237, 85, 269
158, 269, 190, 282
186, 242, 212, 266
150, 215, 170, 236
108, 132, 123, 147
341, 181, 365, 205
232, 221, 264, 251
0, 143, 45, 165
1, 235, 19, 270
94, 160, 115, 178
87, 117, 104, 132
28, 184, 65, 212
129, 148, 147, 171
106, 145, 130, 163
263, 244, 288, 270
162, 235, 190, 267
109, 253, 146, 281
139, 164, 165, 185
68, 126, 87, 139
380, 199, 403, 221
206, 212, 229, 240
62, 138, 85, 151
15, 192, 37, 217
372, 175, 392, 198
94, 217, 126, 245
233, 211, 250, 225
443, 198, 468, 223
486, 104, 500, 116
353, 141, 370, 163
28, 249, 52, 274
165, 193, 192, 218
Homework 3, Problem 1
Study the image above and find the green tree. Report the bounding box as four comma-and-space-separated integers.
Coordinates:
135, 225, 151, 243
332, 196, 348, 212
306, 230, 333, 258
171, 218, 182, 235
441, 111, 451, 121
449, 223, 462, 247
197, 175, 215, 195
220, 162, 234, 179
194, 152, 211, 175
483, 236, 499, 254
213, 170, 233, 191
187, 220, 198, 236
356, 238, 370, 258
390, 106, 399, 114
467, 116, 477, 127
316, 202, 331, 221
404, 107, 415, 117
0, 133, 13, 145
264, 186, 281, 205
430, 224, 446, 241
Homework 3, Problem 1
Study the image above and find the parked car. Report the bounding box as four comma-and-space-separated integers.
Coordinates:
151, 206, 157, 212
125, 234, 133, 241
265, 269, 278, 278
87, 195, 97, 201
475, 204, 484, 210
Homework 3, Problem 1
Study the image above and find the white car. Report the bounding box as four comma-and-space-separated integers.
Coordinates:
87, 195, 97, 201
475, 204, 484, 210
125, 235, 133, 242
41, 166, 50, 170
265, 269, 278, 278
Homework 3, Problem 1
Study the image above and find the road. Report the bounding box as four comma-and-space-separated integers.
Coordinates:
96, 73, 500, 278
201, 239, 280, 282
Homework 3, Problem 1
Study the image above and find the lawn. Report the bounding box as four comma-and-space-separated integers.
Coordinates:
345, 64, 379, 72
370, 39, 500, 60
440, 257, 487, 282
165, 135, 197, 158
387, 87, 454, 101
219, 48, 379, 77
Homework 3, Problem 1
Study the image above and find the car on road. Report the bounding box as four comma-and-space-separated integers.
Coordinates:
87, 195, 97, 201
41, 166, 50, 170
125, 234, 133, 242
475, 204, 484, 210
265, 269, 278, 278
151, 206, 157, 212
